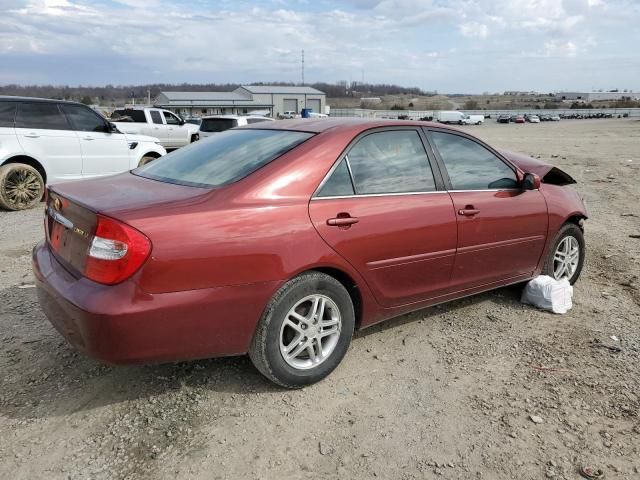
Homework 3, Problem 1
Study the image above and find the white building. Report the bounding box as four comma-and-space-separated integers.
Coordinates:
555, 91, 640, 102
155, 86, 326, 118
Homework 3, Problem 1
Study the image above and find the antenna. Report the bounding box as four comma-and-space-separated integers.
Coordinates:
301, 49, 305, 86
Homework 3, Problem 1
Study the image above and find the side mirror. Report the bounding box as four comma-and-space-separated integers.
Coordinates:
522, 172, 541, 190
107, 122, 120, 133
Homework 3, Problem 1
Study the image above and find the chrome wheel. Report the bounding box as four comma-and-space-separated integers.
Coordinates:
553, 236, 580, 280
279, 294, 342, 370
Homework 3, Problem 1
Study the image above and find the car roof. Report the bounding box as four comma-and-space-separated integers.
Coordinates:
0, 95, 81, 105
239, 117, 459, 134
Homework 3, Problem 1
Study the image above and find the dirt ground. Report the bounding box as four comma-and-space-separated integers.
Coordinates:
1, 119, 639, 480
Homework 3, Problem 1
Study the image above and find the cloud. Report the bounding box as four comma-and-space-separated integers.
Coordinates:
0, 0, 638, 92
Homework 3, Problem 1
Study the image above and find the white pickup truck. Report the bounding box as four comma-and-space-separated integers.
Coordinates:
111, 107, 200, 149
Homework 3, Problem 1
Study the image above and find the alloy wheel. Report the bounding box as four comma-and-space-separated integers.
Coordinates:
3, 167, 42, 209
553, 236, 580, 280
279, 294, 342, 370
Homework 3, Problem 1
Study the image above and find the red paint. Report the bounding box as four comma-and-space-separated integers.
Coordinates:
33, 119, 587, 364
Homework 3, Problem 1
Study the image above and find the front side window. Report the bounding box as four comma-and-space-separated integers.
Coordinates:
163, 112, 181, 125
15, 103, 70, 130
61, 104, 107, 132
346, 130, 436, 195
316, 159, 354, 197
135, 129, 313, 188
0, 102, 17, 127
430, 131, 518, 190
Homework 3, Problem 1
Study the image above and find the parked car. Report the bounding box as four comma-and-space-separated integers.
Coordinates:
33, 119, 587, 387
496, 115, 510, 124
183, 117, 202, 126
550, 115, 561, 121
514, 115, 526, 124
528, 115, 541, 123
198, 115, 274, 139
0, 96, 166, 211
461, 114, 485, 125
111, 107, 200, 149
280, 111, 299, 119
435, 111, 465, 124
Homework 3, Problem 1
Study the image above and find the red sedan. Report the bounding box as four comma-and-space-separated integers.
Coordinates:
33, 119, 587, 387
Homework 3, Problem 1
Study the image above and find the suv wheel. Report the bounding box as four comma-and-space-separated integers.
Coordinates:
249, 272, 355, 388
0, 163, 44, 211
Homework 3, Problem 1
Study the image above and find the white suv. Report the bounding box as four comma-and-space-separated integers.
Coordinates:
198, 115, 275, 139
0, 96, 166, 211
111, 107, 200, 149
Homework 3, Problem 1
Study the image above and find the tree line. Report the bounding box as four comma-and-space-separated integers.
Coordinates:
0, 81, 428, 105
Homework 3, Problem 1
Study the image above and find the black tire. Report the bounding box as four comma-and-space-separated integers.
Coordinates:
137, 155, 157, 167
0, 163, 44, 211
542, 223, 585, 285
249, 271, 355, 388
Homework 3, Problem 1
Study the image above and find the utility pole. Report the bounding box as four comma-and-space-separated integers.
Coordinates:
147, 89, 151, 106
301, 49, 305, 86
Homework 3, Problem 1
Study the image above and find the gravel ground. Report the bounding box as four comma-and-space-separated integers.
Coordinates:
0, 119, 639, 480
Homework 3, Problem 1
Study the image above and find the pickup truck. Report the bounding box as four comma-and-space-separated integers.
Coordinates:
111, 107, 200, 149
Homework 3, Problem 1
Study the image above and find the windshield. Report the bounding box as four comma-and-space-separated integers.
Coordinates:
134, 129, 313, 188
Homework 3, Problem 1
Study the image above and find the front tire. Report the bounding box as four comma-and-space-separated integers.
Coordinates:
542, 223, 585, 285
249, 272, 355, 388
0, 163, 44, 211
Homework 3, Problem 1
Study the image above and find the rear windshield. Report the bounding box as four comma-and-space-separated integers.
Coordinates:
112, 109, 146, 122
200, 118, 236, 132
134, 129, 313, 188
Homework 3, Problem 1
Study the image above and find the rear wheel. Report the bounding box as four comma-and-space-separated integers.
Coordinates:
542, 223, 585, 284
0, 163, 44, 211
249, 272, 355, 388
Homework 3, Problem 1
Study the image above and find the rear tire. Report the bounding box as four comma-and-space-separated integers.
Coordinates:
542, 223, 585, 285
249, 272, 355, 388
0, 163, 44, 211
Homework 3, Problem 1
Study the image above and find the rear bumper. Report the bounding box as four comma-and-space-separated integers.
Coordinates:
32, 240, 281, 364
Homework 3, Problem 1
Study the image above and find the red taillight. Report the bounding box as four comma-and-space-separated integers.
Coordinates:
84, 215, 151, 285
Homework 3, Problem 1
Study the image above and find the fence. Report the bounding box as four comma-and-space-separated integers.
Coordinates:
329, 107, 640, 119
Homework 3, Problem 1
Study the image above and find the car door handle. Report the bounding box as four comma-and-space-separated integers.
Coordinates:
82, 136, 95, 141
327, 216, 359, 227
24, 133, 40, 138
458, 208, 480, 216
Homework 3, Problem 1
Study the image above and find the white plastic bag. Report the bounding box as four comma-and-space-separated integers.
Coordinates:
521, 275, 573, 314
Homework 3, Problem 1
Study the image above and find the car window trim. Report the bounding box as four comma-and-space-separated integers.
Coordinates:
422, 127, 521, 192
312, 126, 446, 200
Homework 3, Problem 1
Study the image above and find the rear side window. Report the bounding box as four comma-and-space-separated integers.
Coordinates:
112, 109, 146, 122
346, 130, 436, 194
317, 159, 354, 197
200, 118, 236, 132
430, 131, 518, 190
15, 103, 70, 130
0, 102, 17, 127
150, 111, 163, 124
61, 104, 107, 132
135, 129, 313, 188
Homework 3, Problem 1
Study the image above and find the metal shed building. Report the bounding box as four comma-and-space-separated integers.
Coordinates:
155, 86, 326, 118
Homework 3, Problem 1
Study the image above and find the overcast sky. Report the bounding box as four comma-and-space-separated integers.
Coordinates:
1, 0, 639, 93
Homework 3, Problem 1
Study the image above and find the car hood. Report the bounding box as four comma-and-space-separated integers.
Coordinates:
120, 131, 160, 143
498, 149, 576, 185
